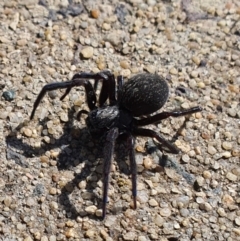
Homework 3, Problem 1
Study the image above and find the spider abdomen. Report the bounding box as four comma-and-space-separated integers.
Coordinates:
120, 73, 169, 117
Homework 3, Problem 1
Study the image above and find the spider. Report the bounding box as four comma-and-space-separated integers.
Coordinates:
30, 70, 202, 219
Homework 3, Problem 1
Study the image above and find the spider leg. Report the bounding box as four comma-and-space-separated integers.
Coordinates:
134, 106, 202, 126
60, 70, 116, 107
102, 127, 119, 219
30, 79, 96, 119
133, 128, 179, 154
76, 109, 89, 120
126, 134, 137, 209
117, 75, 124, 101
93, 79, 99, 91
97, 71, 116, 106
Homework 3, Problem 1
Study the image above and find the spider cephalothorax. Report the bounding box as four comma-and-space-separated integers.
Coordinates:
30, 70, 202, 219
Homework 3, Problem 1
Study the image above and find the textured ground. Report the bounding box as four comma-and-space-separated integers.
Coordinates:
0, 0, 240, 240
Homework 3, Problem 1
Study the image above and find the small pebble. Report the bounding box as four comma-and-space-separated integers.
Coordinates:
91, 9, 100, 19
153, 215, 164, 227
160, 208, 171, 217
85, 205, 97, 214
0, 178, 6, 189
203, 170, 211, 179
17, 39, 27, 46
49, 235, 56, 241
222, 141, 232, 150
95, 209, 102, 217
23, 128, 32, 137
181, 218, 189, 227
232, 149, 240, 157
49, 187, 57, 195
65, 220, 74, 227
24, 237, 33, 241
233, 228, 240, 235
199, 202, 212, 211
232, 167, 240, 176
60, 113, 68, 122
120, 60, 130, 69
4, 196, 12, 207
123, 231, 136, 241
226, 172, 237, 182
78, 180, 87, 189
165, 168, 178, 180
144, 65, 156, 73
40, 155, 49, 163
40, 236, 48, 241
169, 67, 178, 75
17, 223, 26, 231
100, 229, 108, 239
227, 108, 236, 117
195, 176, 205, 187
207, 145, 217, 155
49, 201, 58, 210
217, 207, 226, 217
180, 208, 189, 217
43, 136, 51, 144
196, 197, 204, 204
51, 151, 60, 159
26, 197, 35, 207
192, 56, 201, 65
102, 23, 111, 30
174, 223, 180, 229
176, 196, 190, 207
235, 217, 240, 226
2, 90, 15, 101
221, 151, 231, 158
198, 82, 205, 88
222, 194, 234, 205
149, 198, 158, 207
97, 62, 106, 70
143, 157, 152, 169
65, 228, 75, 238
190, 70, 198, 78
135, 145, 144, 153
81, 46, 94, 59
138, 236, 148, 241
85, 230, 95, 238
181, 154, 190, 163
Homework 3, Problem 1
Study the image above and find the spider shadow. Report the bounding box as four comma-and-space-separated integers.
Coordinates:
5, 108, 100, 218
58, 138, 130, 220
5, 114, 86, 169
5, 106, 130, 220
5, 104, 192, 220
147, 115, 189, 155
61, 113, 197, 219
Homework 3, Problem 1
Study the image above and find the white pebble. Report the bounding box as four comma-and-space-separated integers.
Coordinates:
81, 46, 94, 59
85, 205, 97, 214
160, 208, 171, 217
226, 172, 237, 181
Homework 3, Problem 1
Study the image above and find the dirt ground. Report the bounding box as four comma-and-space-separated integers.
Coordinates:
0, 0, 240, 240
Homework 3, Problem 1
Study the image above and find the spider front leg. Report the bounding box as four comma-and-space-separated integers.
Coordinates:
61, 70, 117, 107
102, 127, 119, 219
117, 75, 124, 101
30, 79, 96, 119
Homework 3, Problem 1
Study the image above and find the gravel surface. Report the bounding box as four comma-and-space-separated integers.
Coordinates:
0, 0, 240, 240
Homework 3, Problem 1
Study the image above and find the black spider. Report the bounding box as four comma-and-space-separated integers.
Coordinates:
30, 70, 202, 219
